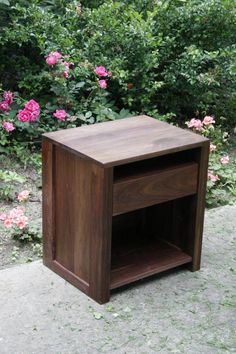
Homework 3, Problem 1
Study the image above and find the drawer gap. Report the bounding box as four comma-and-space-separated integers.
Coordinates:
113, 148, 200, 183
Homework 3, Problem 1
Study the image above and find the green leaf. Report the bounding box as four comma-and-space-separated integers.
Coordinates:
75, 82, 85, 88
0, 0, 10, 5
85, 111, 92, 118
93, 312, 103, 320
106, 304, 114, 312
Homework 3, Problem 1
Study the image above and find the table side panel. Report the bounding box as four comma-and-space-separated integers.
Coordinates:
88, 165, 113, 303
54, 147, 75, 273
191, 142, 210, 270
46, 144, 113, 303
42, 139, 55, 265
54, 146, 90, 282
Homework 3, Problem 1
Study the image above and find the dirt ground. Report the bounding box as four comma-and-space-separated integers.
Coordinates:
0, 157, 42, 269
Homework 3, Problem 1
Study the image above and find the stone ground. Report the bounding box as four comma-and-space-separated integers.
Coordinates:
0, 204, 235, 354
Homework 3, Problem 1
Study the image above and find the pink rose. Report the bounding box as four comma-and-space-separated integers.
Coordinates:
46, 51, 62, 65
51, 51, 62, 60
4, 218, 13, 228
53, 109, 67, 121
186, 118, 203, 131
203, 116, 215, 126
209, 143, 216, 152
2, 121, 15, 132
0, 101, 9, 111
24, 99, 40, 121
18, 100, 39, 122
0, 213, 7, 221
18, 190, 30, 202
16, 215, 28, 229
9, 206, 25, 220
3, 91, 13, 104
46, 55, 58, 65
0, 206, 27, 229
17, 109, 31, 122
24, 99, 39, 112
94, 66, 108, 77
208, 172, 220, 182
220, 156, 229, 165
98, 80, 107, 89
30, 110, 39, 122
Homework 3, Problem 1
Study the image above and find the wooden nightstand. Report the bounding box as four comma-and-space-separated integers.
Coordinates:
42, 116, 209, 304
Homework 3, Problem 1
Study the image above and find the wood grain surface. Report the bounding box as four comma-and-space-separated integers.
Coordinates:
42, 117, 209, 304
111, 239, 192, 289
189, 144, 209, 271
42, 139, 55, 266
113, 162, 198, 215
42, 141, 113, 303
54, 145, 90, 281
43, 116, 208, 167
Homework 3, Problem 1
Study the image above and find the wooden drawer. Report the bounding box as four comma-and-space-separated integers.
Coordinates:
113, 162, 198, 215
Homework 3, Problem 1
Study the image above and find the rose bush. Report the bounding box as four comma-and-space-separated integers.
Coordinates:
0, 59, 123, 159
186, 115, 236, 207
0, 189, 42, 243
1, 0, 236, 127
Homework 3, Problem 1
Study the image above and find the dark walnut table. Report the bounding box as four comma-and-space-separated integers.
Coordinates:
42, 115, 209, 304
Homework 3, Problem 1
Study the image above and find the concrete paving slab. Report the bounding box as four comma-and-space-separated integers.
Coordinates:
0, 205, 236, 354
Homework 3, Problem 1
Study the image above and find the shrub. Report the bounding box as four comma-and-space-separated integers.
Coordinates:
0, 168, 26, 201
154, 0, 236, 126
0, 57, 128, 153
0, 0, 235, 131
186, 115, 236, 207
0, 189, 42, 243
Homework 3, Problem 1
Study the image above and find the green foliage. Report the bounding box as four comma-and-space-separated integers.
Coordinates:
10, 146, 42, 170
78, 2, 162, 113
12, 218, 42, 243
186, 116, 236, 207
0, 169, 25, 183
207, 154, 236, 207
0, 0, 10, 5
32, 242, 42, 258
0, 0, 235, 129
0, 169, 26, 200
154, 0, 236, 125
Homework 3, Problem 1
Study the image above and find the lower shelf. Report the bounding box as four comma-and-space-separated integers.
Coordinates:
110, 239, 192, 290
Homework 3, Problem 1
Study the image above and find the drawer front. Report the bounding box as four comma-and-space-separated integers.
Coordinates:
113, 162, 198, 215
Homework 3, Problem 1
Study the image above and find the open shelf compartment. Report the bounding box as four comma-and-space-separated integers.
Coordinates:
110, 197, 195, 290
111, 239, 192, 289
113, 148, 200, 182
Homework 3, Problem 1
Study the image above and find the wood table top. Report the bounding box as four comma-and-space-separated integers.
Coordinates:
43, 115, 208, 167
